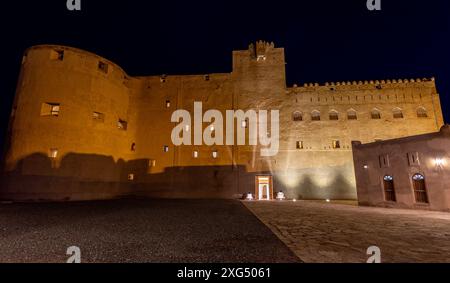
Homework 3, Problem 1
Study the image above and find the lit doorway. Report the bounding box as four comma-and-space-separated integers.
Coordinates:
255, 176, 273, 200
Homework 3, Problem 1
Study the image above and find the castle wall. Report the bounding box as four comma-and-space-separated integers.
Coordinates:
1, 43, 445, 201
2, 46, 134, 200
273, 78, 443, 199
129, 73, 239, 198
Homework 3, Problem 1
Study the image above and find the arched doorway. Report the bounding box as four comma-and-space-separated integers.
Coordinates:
383, 175, 396, 202
412, 174, 428, 203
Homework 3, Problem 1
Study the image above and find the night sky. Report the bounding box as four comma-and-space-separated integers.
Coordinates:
1, 0, 449, 152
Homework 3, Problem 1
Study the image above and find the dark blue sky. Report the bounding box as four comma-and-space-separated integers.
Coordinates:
1, 0, 449, 151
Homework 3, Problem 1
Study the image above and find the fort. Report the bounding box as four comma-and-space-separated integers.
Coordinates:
0, 40, 444, 201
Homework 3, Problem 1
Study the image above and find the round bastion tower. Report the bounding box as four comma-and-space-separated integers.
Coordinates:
2, 45, 134, 201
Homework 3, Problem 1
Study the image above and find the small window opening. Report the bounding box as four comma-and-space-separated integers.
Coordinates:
329, 111, 339, 121
41, 103, 60, 117
417, 107, 428, 118
332, 140, 340, 149
407, 152, 420, 166
347, 110, 357, 120
241, 118, 249, 128
311, 111, 320, 121
49, 148, 58, 159
50, 49, 64, 61
93, 111, 105, 122
117, 119, 128, 130
379, 154, 390, 168
98, 61, 109, 73
371, 109, 381, 119
293, 111, 303, 121
393, 108, 404, 119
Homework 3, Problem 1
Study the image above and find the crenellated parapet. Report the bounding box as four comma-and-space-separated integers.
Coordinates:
288, 77, 436, 93
248, 40, 276, 60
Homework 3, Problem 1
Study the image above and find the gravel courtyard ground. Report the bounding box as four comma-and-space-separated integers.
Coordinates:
0, 199, 300, 263
243, 200, 450, 263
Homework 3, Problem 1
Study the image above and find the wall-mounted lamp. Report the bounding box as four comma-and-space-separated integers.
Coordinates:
434, 157, 445, 167
363, 165, 368, 169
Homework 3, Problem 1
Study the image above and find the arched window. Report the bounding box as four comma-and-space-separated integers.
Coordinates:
412, 174, 428, 203
347, 109, 357, 120
371, 109, 381, 119
383, 175, 396, 202
329, 110, 339, 120
393, 108, 403, 119
292, 111, 303, 121
417, 107, 428, 118
311, 110, 321, 121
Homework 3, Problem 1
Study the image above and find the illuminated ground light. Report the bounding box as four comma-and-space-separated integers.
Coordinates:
276, 191, 286, 200
326, 199, 331, 203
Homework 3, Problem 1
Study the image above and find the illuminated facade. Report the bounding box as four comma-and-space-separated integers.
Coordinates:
1, 41, 445, 201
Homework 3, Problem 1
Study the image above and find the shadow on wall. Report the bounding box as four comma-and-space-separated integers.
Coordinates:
1, 152, 357, 202
0, 152, 244, 201
274, 171, 356, 200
